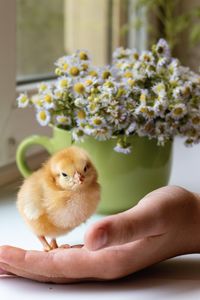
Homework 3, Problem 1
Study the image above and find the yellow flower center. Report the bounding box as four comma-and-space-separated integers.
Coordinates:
102, 71, 111, 80
140, 94, 146, 102
21, 95, 27, 103
183, 87, 190, 96
156, 84, 164, 93
116, 62, 122, 68
104, 81, 114, 88
116, 88, 125, 97
39, 83, 47, 92
77, 110, 86, 119
59, 116, 67, 123
55, 68, 63, 76
124, 71, 133, 78
192, 116, 200, 125
140, 107, 148, 114
74, 83, 85, 94
79, 52, 88, 60
55, 90, 62, 98
63, 63, 68, 71
89, 70, 98, 77
147, 110, 154, 117
128, 79, 135, 87
133, 53, 139, 60
39, 111, 47, 121
44, 95, 52, 103
69, 67, 80, 76
88, 96, 93, 101
143, 55, 151, 62
85, 79, 93, 86
60, 79, 68, 88
82, 63, 89, 71
173, 107, 183, 115
89, 103, 96, 111
35, 99, 43, 107
93, 118, 102, 125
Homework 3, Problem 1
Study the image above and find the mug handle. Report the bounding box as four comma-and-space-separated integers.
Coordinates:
16, 135, 53, 178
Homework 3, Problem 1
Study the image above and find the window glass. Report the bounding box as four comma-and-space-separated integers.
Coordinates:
17, 0, 65, 81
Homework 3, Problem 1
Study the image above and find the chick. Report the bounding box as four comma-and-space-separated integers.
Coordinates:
17, 146, 100, 251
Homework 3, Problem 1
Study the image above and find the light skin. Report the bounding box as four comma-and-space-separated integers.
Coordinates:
1, 185, 200, 283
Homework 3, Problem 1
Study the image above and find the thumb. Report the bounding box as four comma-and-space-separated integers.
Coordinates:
84, 203, 165, 251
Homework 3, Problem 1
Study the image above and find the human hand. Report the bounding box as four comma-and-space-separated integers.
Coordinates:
0, 186, 200, 283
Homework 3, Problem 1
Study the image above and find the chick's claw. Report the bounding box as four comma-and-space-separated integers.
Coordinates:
50, 238, 58, 250
38, 236, 52, 252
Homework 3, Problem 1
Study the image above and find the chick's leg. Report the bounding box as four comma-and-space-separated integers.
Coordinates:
37, 236, 51, 252
50, 238, 58, 249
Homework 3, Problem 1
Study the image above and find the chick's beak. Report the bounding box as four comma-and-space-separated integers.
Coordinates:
74, 171, 84, 184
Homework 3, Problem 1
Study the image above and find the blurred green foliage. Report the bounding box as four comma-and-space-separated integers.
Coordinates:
124, 0, 200, 52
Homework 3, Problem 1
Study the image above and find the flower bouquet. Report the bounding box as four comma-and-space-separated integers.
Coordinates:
17, 39, 200, 154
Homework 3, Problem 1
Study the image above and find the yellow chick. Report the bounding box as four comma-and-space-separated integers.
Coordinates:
17, 146, 101, 251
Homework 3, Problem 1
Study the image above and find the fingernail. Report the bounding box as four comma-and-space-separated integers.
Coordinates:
91, 228, 107, 250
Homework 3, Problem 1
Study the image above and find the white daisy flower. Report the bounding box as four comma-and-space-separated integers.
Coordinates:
190, 113, 200, 128
83, 125, 95, 136
38, 82, 51, 93
155, 39, 171, 58
112, 47, 132, 60
139, 89, 149, 103
74, 97, 87, 107
31, 95, 44, 109
88, 102, 100, 114
114, 141, 132, 154
152, 82, 166, 98
90, 116, 105, 128
172, 87, 182, 99
56, 76, 71, 91
93, 127, 112, 141
42, 91, 55, 109
75, 109, 87, 126
140, 50, 155, 64
73, 82, 86, 95
157, 57, 168, 68
135, 104, 155, 120
75, 49, 90, 61
72, 128, 85, 142
53, 88, 63, 99
125, 122, 137, 135
154, 99, 168, 117
17, 93, 29, 108
56, 115, 71, 126
171, 103, 187, 120
100, 79, 118, 95
55, 55, 71, 73
36, 110, 51, 126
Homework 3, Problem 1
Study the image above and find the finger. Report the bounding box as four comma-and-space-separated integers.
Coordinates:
0, 266, 14, 277
85, 196, 167, 250
0, 246, 99, 279
0, 262, 77, 283
0, 246, 63, 278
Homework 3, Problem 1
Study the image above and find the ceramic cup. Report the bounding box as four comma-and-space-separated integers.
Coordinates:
16, 126, 173, 214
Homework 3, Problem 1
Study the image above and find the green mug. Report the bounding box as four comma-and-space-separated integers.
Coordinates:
16, 126, 173, 214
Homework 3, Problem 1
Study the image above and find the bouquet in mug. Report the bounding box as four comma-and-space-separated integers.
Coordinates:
17, 39, 200, 154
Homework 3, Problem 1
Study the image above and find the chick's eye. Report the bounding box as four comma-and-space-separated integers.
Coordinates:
84, 164, 89, 173
61, 172, 68, 177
